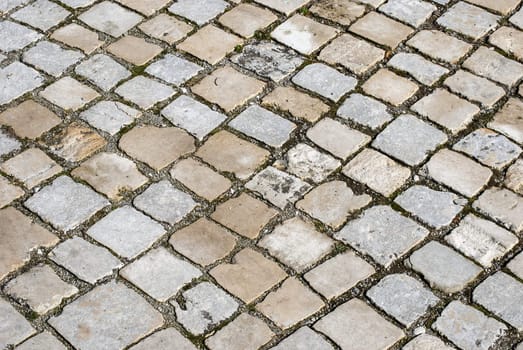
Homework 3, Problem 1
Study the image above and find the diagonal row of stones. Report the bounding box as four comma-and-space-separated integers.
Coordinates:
0, 0, 523, 349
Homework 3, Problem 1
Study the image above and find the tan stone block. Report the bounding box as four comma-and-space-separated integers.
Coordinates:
0, 176, 24, 208
310, 0, 365, 25
219, 4, 277, 38
40, 77, 99, 111
262, 87, 329, 122
116, 0, 170, 16
489, 98, 523, 144
407, 30, 472, 64
1, 148, 62, 188
362, 69, 418, 106
0, 100, 60, 139
51, 23, 103, 54
350, 12, 413, 48
139, 14, 192, 44
108, 36, 162, 66
466, 0, 520, 14
489, 27, 523, 61
178, 25, 242, 64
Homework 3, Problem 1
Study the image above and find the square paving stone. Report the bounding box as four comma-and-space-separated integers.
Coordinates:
273, 327, 334, 350
121, 247, 201, 302
40, 77, 99, 111
146, 54, 202, 86
231, 41, 303, 82
75, 54, 130, 91
437, 2, 499, 40
473, 187, 523, 232
292, 63, 357, 102
16, 332, 67, 350
489, 98, 523, 144
25, 176, 109, 231
423, 149, 492, 197
139, 14, 193, 44
51, 23, 103, 54
5, 264, 78, 314
170, 218, 237, 266
79, 1, 142, 37
286, 143, 340, 183
489, 26, 523, 61
254, 0, 310, 15
196, 130, 269, 179
362, 69, 418, 106
343, 149, 410, 197
211, 193, 278, 239
0, 298, 35, 349
168, 0, 228, 25
367, 274, 439, 327
403, 335, 454, 350
107, 36, 163, 66
49, 237, 122, 284
297, 181, 371, 229
0, 207, 58, 280
0, 21, 41, 52
319, 34, 385, 75
411, 88, 479, 133
219, 4, 277, 38
310, 0, 366, 26
115, 0, 169, 16
314, 299, 404, 350
433, 301, 507, 350
161, 95, 225, 140
0, 100, 60, 140
230, 105, 296, 148
49, 281, 163, 350
172, 282, 239, 335
210, 248, 287, 303
192, 66, 266, 112
445, 70, 505, 107
246, 166, 311, 209
23, 41, 83, 77
407, 241, 481, 293
464, 46, 523, 87
71, 152, 148, 200
129, 328, 197, 350
271, 15, 338, 55
336, 206, 428, 267
80, 101, 140, 136
11, 0, 69, 31
262, 86, 329, 123
87, 205, 165, 258
0, 176, 24, 208
304, 251, 375, 299
257, 278, 324, 329
336, 93, 392, 129
307, 118, 370, 159
350, 12, 413, 48
467, 0, 520, 14
119, 126, 195, 171
473, 272, 523, 330
178, 25, 242, 65
453, 128, 521, 170
1, 148, 61, 189
379, 0, 436, 26
259, 217, 334, 272
0, 62, 44, 105
407, 29, 472, 64
134, 180, 197, 225
387, 53, 448, 86
205, 313, 274, 350
394, 185, 466, 228
373, 114, 447, 166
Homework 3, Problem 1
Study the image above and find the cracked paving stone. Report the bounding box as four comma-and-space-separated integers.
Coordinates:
437, 2, 499, 40
87, 205, 165, 259
71, 152, 148, 200
394, 185, 466, 228
286, 143, 340, 183
489, 98, 523, 144
170, 218, 237, 266
246, 166, 311, 209
23, 41, 83, 78
0, 101, 60, 139
473, 187, 523, 232
206, 313, 274, 350
0, 298, 35, 349
75, 54, 130, 91
407, 241, 481, 293
272, 327, 334, 350
121, 247, 201, 302
129, 328, 197, 350
49, 236, 122, 284
310, 0, 365, 26
116, 76, 175, 110
0, 21, 41, 52
172, 282, 239, 335
5, 264, 78, 314
139, 14, 193, 44
297, 180, 371, 229
506, 158, 523, 195
50, 23, 103, 54
403, 334, 455, 350
219, 3, 277, 38
25, 176, 109, 231
108, 36, 162, 66
293, 63, 357, 102
161, 95, 226, 140
230, 105, 296, 148
0, 207, 58, 280
79, 1, 143, 37
350, 12, 413, 48
336, 205, 428, 267
259, 217, 334, 272
464, 46, 523, 87
1, 148, 62, 189
0, 62, 44, 105
134, 180, 197, 225
49, 281, 163, 350
337, 93, 392, 129
362, 69, 419, 106
80, 101, 141, 136
40, 77, 100, 111
407, 29, 472, 64
314, 299, 404, 350
387, 53, 448, 86
16, 332, 67, 350
146, 54, 202, 86
433, 301, 507, 350
210, 248, 287, 303
262, 86, 329, 123
0, 130, 20, 156
367, 274, 439, 327
379, 0, 436, 27
168, 0, 229, 25
0, 176, 24, 208
11, 0, 70, 31
444, 70, 505, 108
489, 26, 523, 61
304, 251, 375, 299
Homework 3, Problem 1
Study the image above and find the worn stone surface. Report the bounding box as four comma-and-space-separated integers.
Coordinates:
219, 4, 277, 38
0, 298, 35, 349
387, 53, 448, 86
272, 327, 334, 350
129, 328, 197, 350
40, 77, 99, 111
506, 158, 523, 195
178, 25, 241, 65
1, 148, 62, 188
254, 0, 310, 15
380, 0, 435, 27
407, 30, 472, 64
337, 93, 392, 129
116, 76, 174, 109
473, 187, 523, 232
108, 36, 163, 64
437, 2, 500, 40
444, 70, 505, 107
490, 26, 523, 60
310, 0, 365, 26
489, 98, 523, 144
146, 54, 202, 86
79, 1, 142, 37
350, 12, 413, 48
0, 101, 60, 139
0, 21, 41, 52
362, 69, 419, 106
206, 313, 274, 350
168, 0, 228, 25
403, 334, 454, 350
80, 101, 140, 136
293, 63, 357, 102
138, 14, 192, 44
464, 46, 523, 87
263, 86, 329, 122
23, 41, 83, 78
286, 143, 340, 183
11, 0, 69, 31
75, 54, 130, 91
0, 176, 24, 208
51, 23, 103, 54
0, 62, 44, 105
16, 332, 67, 350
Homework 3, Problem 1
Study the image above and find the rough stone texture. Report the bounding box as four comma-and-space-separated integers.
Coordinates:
263, 87, 329, 123
489, 98, 523, 144
219, 4, 277, 38
310, 0, 365, 26
0, 176, 24, 208
108, 38, 162, 63
75, 54, 130, 91
0, 298, 35, 349
0, 21, 41, 52
254, 0, 310, 15
286, 143, 340, 183
379, 0, 435, 26
0, 100, 60, 139
40, 77, 99, 111
138, 14, 192, 44
403, 335, 455, 350
490, 26, 523, 60
51, 23, 103, 54
464, 46, 523, 87
508, 252, 523, 280
437, 2, 500, 40
23, 41, 83, 78
506, 158, 523, 195
350, 12, 413, 48
129, 328, 197, 350
11, 0, 69, 31
79, 1, 142, 37
146, 54, 202, 86
407, 30, 472, 64
168, 0, 228, 25
444, 70, 505, 107
272, 327, 334, 350
337, 93, 392, 129
387, 53, 448, 86
80, 101, 140, 136
0, 62, 44, 105
0, 130, 20, 156
116, 76, 174, 109
473, 187, 523, 232
1, 148, 62, 188
16, 332, 67, 350
467, 0, 520, 14
362, 69, 419, 106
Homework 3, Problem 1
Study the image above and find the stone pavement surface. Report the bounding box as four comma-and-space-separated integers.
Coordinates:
0, 0, 522, 349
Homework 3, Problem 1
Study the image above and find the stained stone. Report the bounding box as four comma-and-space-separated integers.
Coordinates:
489, 26, 523, 61
107, 36, 162, 66
437, 2, 499, 39
263, 86, 329, 123
40, 77, 100, 111
1, 148, 63, 188
337, 93, 392, 129
146, 54, 202, 86
80, 101, 140, 135
464, 47, 523, 87
310, 0, 365, 25
75, 54, 130, 91
168, 0, 229, 25
0, 62, 44, 105
172, 282, 239, 335
489, 98, 523, 144
506, 159, 523, 195
403, 335, 454, 350
50, 23, 103, 54
0, 101, 60, 140
25, 176, 109, 231
473, 187, 523, 232
0, 176, 23, 208
219, 3, 277, 38
407, 30, 472, 64
286, 144, 340, 183
116, 77, 175, 109
0, 21, 41, 52
23, 41, 83, 77
387, 53, 448, 86
379, 0, 436, 27
79, 1, 143, 37
206, 313, 274, 350
139, 14, 193, 44
11, 0, 70, 31
0, 130, 21, 156
0, 298, 35, 349
16, 332, 67, 350
350, 12, 413, 48
272, 327, 334, 350
293, 63, 357, 102
129, 328, 197, 350
336, 206, 428, 267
